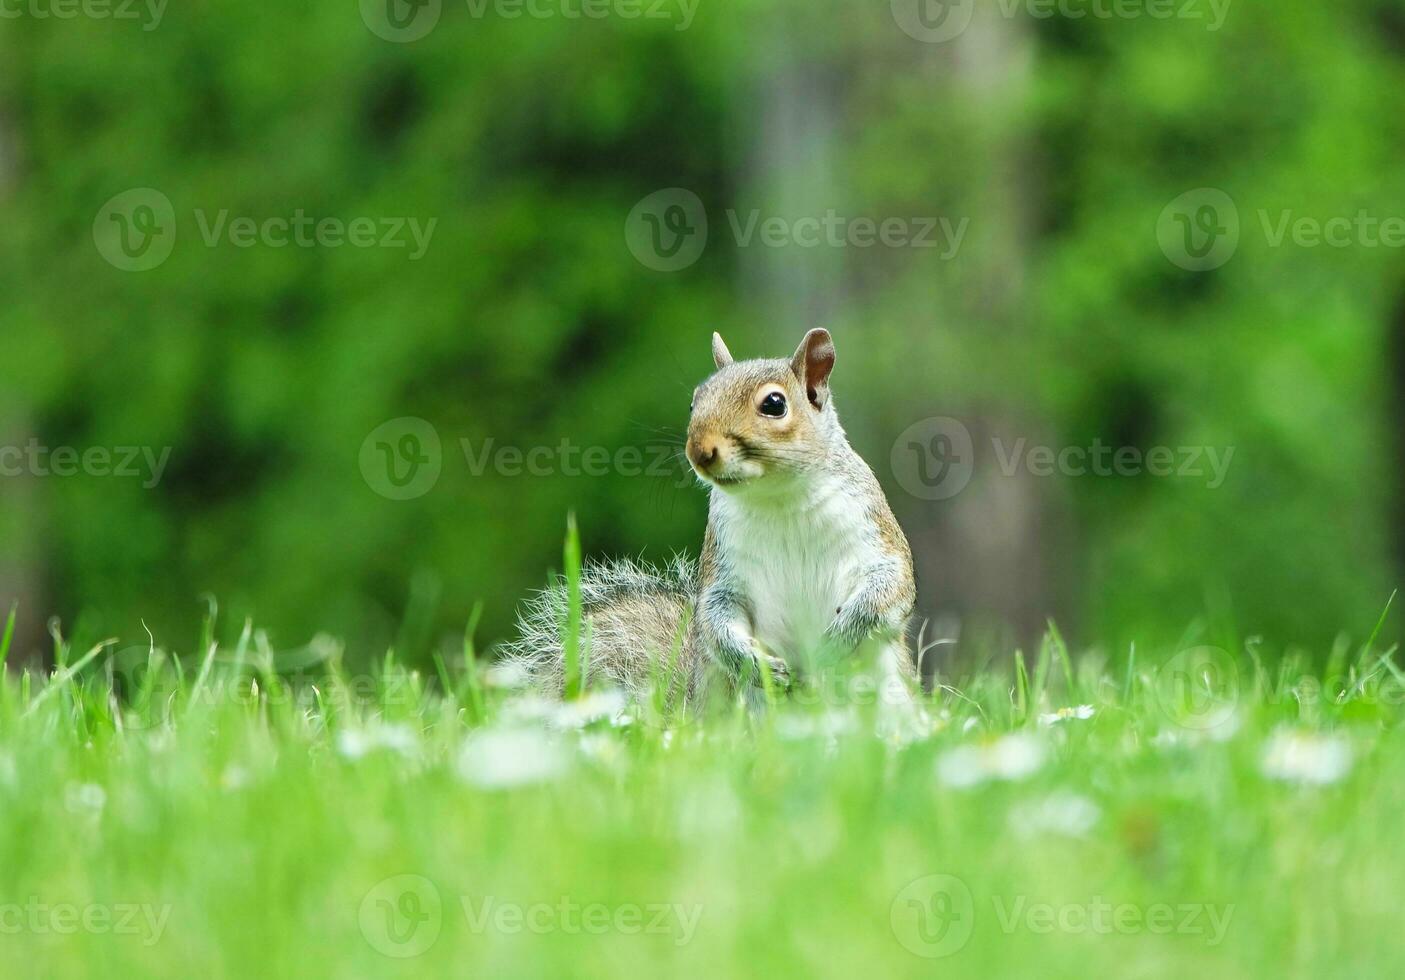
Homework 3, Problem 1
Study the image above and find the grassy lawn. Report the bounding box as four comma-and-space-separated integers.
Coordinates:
0, 598, 1400, 979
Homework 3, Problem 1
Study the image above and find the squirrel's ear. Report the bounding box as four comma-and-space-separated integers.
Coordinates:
790, 328, 835, 409
711, 332, 735, 369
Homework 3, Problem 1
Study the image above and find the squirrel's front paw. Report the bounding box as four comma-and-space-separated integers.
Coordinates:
749, 644, 791, 691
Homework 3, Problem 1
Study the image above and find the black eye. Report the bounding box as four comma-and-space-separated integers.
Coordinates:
759, 391, 787, 418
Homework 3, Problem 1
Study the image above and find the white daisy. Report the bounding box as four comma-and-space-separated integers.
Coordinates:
1038, 705, 1095, 726
457, 728, 569, 789
499, 690, 627, 730
775, 709, 859, 741
545, 690, 627, 729
64, 782, 107, 816
483, 662, 532, 690
1261, 729, 1352, 785
1008, 792, 1101, 839
335, 722, 419, 760
938, 733, 1046, 787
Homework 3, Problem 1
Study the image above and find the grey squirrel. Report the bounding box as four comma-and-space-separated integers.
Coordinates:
501, 329, 920, 706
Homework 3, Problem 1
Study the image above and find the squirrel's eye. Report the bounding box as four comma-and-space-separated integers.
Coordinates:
759, 391, 787, 418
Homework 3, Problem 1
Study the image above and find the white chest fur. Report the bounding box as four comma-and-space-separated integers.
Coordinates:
712, 479, 877, 668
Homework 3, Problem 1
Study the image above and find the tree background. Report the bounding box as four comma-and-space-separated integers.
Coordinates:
2, 0, 1403, 668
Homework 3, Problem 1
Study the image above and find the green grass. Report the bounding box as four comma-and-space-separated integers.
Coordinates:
1, 598, 1402, 977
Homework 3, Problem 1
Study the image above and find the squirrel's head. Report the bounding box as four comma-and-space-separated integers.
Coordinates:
685, 328, 842, 494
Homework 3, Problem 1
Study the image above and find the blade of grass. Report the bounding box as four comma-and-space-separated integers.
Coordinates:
187, 615, 221, 717
561, 514, 584, 700
0, 603, 15, 667
1046, 619, 1076, 698
1013, 649, 1030, 725
1123, 642, 1137, 708
1363, 590, 1397, 656
24, 639, 114, 717
458, 602, 486, 722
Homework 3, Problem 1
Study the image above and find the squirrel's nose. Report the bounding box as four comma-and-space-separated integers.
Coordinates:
689, 439, 719, 471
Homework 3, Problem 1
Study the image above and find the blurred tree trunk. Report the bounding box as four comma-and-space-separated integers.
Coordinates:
900, 9, 1072, 671
740, 8, 1068, 676
0, 107, 46, 667
739, 34, 846, 334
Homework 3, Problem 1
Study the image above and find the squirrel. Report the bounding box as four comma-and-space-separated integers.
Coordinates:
501, 328, 920, 709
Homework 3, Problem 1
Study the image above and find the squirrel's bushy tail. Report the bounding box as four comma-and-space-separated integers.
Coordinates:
498, 556, 701, 700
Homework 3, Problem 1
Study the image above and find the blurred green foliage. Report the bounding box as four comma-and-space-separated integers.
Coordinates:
2, 0, 1404, 664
